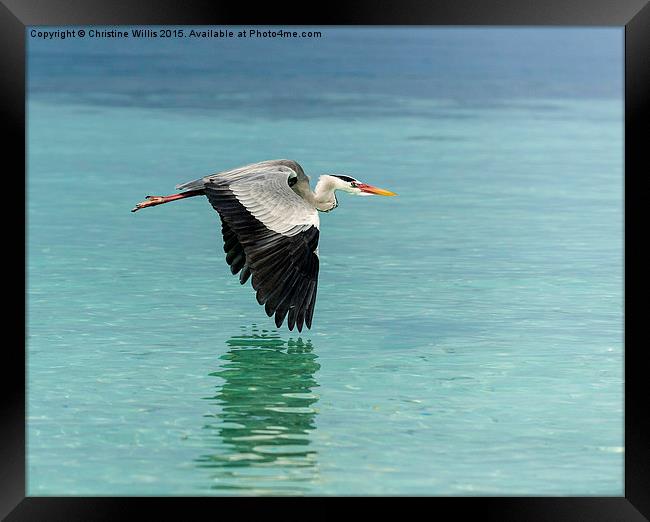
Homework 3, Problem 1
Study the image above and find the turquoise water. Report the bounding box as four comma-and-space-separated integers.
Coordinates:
27, 28, 623, 495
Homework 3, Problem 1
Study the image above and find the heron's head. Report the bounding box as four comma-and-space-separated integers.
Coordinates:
329, 175, 397, 197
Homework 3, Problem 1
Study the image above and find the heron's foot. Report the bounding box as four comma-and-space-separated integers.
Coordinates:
131, 196, 164, 212
131, 189, 205, 213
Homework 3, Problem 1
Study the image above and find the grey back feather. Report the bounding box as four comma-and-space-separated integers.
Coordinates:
175, 159, 309, 192
177, 159, 319, 235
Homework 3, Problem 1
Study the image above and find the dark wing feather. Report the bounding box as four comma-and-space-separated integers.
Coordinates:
206, 182, 319, 331
220, 217, 249, 278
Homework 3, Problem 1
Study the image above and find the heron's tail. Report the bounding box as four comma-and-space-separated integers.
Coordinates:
175, 177, 207, 192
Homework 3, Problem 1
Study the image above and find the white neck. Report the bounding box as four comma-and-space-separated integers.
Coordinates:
308, 175, 347, 212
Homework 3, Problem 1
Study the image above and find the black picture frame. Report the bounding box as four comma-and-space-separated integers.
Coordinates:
4, 0, 648, 518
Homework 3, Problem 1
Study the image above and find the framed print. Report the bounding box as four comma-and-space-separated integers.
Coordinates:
4, 0, 648, 518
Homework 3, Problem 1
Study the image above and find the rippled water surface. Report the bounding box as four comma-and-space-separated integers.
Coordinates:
27, 27, 623, 495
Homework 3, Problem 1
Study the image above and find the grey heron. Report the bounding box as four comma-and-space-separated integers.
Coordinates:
132, 159, 396, 331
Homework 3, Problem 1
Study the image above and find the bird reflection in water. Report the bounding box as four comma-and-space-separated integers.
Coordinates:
196, 327, 320, 494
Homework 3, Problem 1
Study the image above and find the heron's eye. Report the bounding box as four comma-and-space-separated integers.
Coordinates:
288, 176, 298, 187
350, 182, 358, 188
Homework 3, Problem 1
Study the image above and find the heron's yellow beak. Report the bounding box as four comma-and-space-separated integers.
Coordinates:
357, 183, 397, 196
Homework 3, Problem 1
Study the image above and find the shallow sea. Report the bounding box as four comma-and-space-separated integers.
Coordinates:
27, 27, 623, 495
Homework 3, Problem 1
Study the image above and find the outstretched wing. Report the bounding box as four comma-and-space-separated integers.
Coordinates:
200, 164, 320, 332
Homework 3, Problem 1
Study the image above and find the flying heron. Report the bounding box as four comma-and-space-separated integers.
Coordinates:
132, 159, 396, 331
